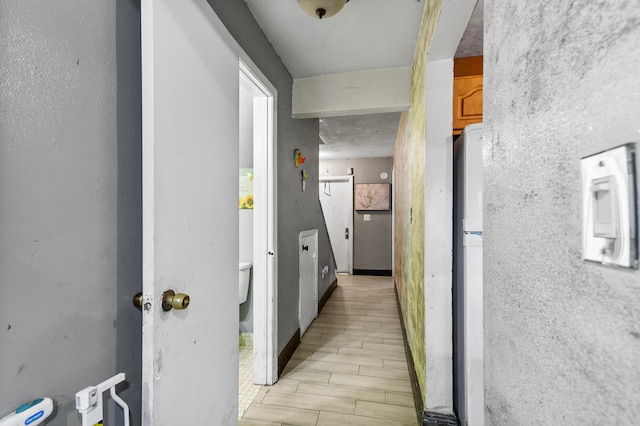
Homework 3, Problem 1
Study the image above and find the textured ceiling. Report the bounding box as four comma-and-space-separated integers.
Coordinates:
455, 0, 484, 58
318, 112, 401, 159
246, 0, 484, 159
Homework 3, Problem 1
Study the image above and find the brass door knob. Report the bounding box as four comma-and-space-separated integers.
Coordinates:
162, 289, 190, 311
133, 292, 143, 310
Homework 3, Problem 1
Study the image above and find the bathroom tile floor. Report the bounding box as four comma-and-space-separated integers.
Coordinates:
239, 344, 263, 419
240, 274, 419, 426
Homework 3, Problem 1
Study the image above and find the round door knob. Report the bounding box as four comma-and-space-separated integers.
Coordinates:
133, 292, 143, 310
162, 289, 190, 311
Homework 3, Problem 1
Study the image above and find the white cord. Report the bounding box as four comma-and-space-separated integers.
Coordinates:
110, 386, 130, 426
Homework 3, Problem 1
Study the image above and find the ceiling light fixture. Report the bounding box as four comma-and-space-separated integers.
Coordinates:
297, 0, 349, 19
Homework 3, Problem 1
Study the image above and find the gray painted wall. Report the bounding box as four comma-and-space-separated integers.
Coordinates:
207, 1, 336, 352
0, 0, 142, 424
114, 0, 142, 424
320, 158, 393, 271
484, 1, 640, 424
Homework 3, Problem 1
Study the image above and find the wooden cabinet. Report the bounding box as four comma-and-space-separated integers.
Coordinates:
453, 74, 483, 135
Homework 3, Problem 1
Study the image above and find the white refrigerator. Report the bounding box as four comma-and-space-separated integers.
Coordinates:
453, 123, 484, 426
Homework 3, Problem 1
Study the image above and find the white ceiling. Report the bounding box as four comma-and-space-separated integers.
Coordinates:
245, 0, 425, 79
245, 0, 483, 159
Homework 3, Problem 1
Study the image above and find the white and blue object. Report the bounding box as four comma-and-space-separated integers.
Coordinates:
0, 397, 54, 426
76, 373, 130, 426
453, 123, 484, 426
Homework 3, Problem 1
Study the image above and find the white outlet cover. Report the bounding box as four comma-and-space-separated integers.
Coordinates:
580, 143, 638, 269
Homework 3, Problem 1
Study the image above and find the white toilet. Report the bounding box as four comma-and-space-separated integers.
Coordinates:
239, 262, 252, 304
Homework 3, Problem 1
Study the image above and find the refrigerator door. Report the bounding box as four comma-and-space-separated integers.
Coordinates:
462, 123, 484, 232
453, 123, 484, 425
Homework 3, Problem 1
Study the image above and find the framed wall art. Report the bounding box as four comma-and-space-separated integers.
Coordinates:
355, 183, 391, 211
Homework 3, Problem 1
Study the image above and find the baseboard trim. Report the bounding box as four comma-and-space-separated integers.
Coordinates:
423, 411, 458, 426
318, 279, 338, 314
394, 281, 459, 426
353, 269, 392, 276
394, 281, 424, 426
278, 328, 300, 376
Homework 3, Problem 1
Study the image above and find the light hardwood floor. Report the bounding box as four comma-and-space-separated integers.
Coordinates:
240, 274, 419, 426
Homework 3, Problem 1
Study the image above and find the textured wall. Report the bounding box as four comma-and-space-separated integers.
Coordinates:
484, 0, 640, 424
394, 110, 413, 307
319, 157, 393, 271
394, 0, 444, 406
0, 0, 142, 424
207, 1, 335, 352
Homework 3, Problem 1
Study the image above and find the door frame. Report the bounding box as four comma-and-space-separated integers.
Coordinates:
319, 175, 354, 275
391, 166, 396, 277
239, 58, 278, 385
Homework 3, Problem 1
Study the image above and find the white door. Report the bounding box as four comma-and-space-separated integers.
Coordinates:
141, 1, 239, 424
319, 177, 353, 274
298, 230, 318, 336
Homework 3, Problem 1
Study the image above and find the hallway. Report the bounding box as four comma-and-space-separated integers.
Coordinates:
240, 275, 418, 425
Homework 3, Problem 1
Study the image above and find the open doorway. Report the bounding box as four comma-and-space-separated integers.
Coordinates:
319, 176, 354, 275
238, 59, 278, 404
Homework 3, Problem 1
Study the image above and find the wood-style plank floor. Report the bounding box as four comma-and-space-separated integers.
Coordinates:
240, 274, 419, 426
